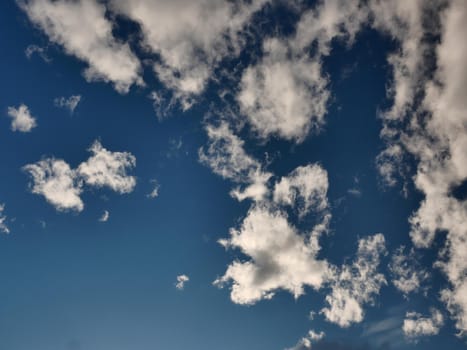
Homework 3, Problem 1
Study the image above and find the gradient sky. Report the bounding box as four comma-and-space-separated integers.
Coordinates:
0, 1, 466, 350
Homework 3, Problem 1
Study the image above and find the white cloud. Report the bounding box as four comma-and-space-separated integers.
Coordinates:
77, 140, 136, 194
7, 104, 37, 132
321, 234, 387, 327
20, 0, 143, 93
110, 0, 268, 108
54, 95, 81, 113
0, 204, 10, 234
403, 309, 444, 339
23, 158, 83, 212
285, 329, 325, 350
389, 246, 429, 297
24, 141, 137, 212
372, 0, 467, 334
147, 179, 160, 199
273, 164, 329, 217
238, 0, 368, 142
214, 205, 331, 305
99, 210, 109, 222
175, 274, 189, 290
199, 122, 271, 202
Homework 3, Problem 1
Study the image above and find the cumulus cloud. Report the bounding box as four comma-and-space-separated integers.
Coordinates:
199, 122, 271, 202
238, 0, 368, 142
403, 309, 444, 340
23, 158, 83, 212
77, 141, 136, 194
273, 164, 329, 217
24, 141, 136, 212
214, 205, 331, 305
20, 0, 143, 93
110, 0, 268, 108
389, 246, 429, 297
321, 234, 387, 327
54, 95, 81, 113
286, 329, 325, 350
175, 274, 189, 290
99, 210, 109, 222
25, 44, 51, 62
7, 104, 37, 132
0, 204, 10, 234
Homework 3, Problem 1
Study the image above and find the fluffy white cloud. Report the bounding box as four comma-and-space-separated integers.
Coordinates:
111, 0, 268, 108
321, 234, 387, 327
403, 309, 444, 339
23, 158, 83, 212
389, 246, 429, 297
20, 0, 143, 93
99, 210, 109, 222
7, 104, 37, 132
0, 204, 10, 234
238, 0, 368, 142
286, 329, 325, 350
24, 141, 136, 212
274, 164, 329, 217
214, 205, 331, 305
175, 274, 189, 290
77, 141, 136, 194
54, 95, 81, 113
199, 122, 271, 202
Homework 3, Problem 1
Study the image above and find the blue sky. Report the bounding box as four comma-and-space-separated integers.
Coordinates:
0, 1, 466, 349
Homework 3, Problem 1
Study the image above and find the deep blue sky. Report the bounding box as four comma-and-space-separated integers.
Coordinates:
0, 1, 466, 350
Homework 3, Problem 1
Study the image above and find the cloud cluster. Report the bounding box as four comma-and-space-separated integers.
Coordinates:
372, 0, 467, 334
7, 104, 37, 132
24, 141, 136, 212
403, 309, 444, 339
321, 234, 387, 327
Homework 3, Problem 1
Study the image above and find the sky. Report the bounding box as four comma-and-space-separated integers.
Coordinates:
0, 1, 466, 350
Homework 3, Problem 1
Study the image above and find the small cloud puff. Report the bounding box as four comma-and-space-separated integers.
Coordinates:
99, 210, 109, 222
175, 274, 189, 290
54, 95, 81, 113
7, 104, 37, 132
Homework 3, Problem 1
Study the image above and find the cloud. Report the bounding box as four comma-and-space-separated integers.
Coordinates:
403, 309, 444, 339
19, 0, 143, 93
372, 0, 467, 334
0, 204, 10, 234
175, 274, 189, 290
238, 0, 368, 142
77, 140, 136, 194
321, 234, 387, 327
23, 158, 83, 212
7, 104, 37, 132
24, 141, 136, 212
110, 0, 268, 108
147, 179, 160, 199
389, 246, 429, 297
273, 164, 329, 217
214, 203, 331, 305
54, 95, 81, 113
286, 329, 325, 350
99, 210, 109, 222
25, 44, 51, 62
199, 122, 271, 202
